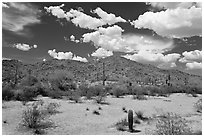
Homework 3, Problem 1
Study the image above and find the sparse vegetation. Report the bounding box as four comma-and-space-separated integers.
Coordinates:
194, 99, 202, 113
21, 100, 59, 134
2, 85, 15, 101
93, 110, 100, 115
112, 86, 125, 98
115, 118, 129, 131
46, 102, 60, 114
21, 100, 48, 129
154, 112, 191, 135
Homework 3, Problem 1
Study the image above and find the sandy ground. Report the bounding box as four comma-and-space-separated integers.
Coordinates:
2, 93, 202, 135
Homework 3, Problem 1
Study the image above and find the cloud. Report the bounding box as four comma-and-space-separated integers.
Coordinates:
48, 49, 73, 60
122, 51, 181, 68
91, 48, 113, 58
45, 5, 126, 30
48, 49, 88, 62
2, 2, 41, 35
82, 25, 174, 53
92, 7, 126, 25
186, 62, 202, 70
43, 58, 47, 62
13, 43, 37, 51
147, 2, 202, 9
131, 6, 201, 38
70, 35, 80, 43
179, 50, 202, 63
72, 55, 88, 62
33, 44, 37, 48
44, 4, 66, 19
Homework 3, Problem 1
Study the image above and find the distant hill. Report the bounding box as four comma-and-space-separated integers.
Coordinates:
2, 56, 202, 87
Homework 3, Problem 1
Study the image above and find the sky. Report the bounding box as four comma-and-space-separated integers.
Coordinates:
2, 2, 202, 76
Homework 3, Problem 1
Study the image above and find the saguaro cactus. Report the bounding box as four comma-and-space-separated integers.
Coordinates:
128, 109, 134, 132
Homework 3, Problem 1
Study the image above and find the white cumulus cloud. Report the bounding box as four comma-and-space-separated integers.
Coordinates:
33, 44, 37, 48
72, 55, 88, 62
186, 62, 202, 70
48, 49, 73, 60
92, 7, 126, 25
48, 49, 88, 62
44, 4, 66, 19
82, 25, 174, 53
13, 43, 37, 51
91, 48, 113, 58
147, 2, 202, 10
122, 51, 181, 68
179, 50, 202, 63
132, 6, 201, 38
45, 5, 126, 30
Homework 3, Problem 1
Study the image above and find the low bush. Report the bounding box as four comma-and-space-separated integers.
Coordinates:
22, 100, 48, 129
20, 75, 38, 87
46, 102, 60, 115
21, 100, 59, 133
135, 111, 148, 121
47, 90, 65, 99
194, 99, 202, 113
48, 70, 76, 92
93, 110, 100, 115
115, 118, 129, 131
112, 86, 126, 98
68, 90, 82, 103
155, 112, 191, 135
2, 85, 15, 101
14, 86, 39, 102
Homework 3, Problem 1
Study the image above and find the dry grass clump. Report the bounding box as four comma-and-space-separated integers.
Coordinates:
154, 112, 191, 135
21, 100, 60, 134
115, 118, 129, 131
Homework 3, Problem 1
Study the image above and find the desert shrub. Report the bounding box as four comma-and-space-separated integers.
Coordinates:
82, 85, 106, 100
68, 90, 82, 103
22, 100, 48, 129
155, 112, 191, 135
93, 110, 100, 115
135, 111, 148, 121
16, 86, 39, 101
46, 102, 60, 115
48, 70, 76, 91
21, 100, 58, 132
131, 86, 148, 100
146, 86, 163, 96
79, 84, 89, 96
194, 99, 202, 113
185, 86, 202, 96
47, 90, 65, 99
20, 75, 39, 87
115, 118, 129, 131
2, 85, 15, 101
112, 86, 126, 98
122, 107, 127, 113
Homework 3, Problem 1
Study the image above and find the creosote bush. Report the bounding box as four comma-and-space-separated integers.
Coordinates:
21, 100, 60, 132
155, 112, 191, 135
48, 70, 76, 92
22, 100, 48, 129
112, 86, 126, 98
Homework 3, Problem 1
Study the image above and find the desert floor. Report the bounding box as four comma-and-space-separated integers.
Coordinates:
2, 93, 202, 135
